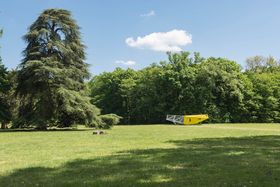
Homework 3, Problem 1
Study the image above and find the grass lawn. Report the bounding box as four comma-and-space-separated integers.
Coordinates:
0, 124, 280, 187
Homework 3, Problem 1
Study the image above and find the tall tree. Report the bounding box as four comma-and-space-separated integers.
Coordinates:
0, 62, 11, 129
246, 55, 280, 73
0, 29, 12, 129
89, 68, 138, 124
16, 9, 100, 129
195, 58, 245, 122
245, 72, 280, 122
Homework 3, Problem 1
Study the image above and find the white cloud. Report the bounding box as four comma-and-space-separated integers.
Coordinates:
125, 29, 192, 52
115, 60, 136, 66
140, 10, 156, 17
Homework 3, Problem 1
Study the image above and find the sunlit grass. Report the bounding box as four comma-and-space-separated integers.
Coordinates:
0, 124, 280, 186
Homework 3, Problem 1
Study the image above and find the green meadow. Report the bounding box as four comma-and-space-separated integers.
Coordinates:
1, 124, 280, 187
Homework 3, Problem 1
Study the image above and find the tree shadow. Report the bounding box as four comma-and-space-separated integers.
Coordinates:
1, 136, 280, 187
0, 128, 93, 133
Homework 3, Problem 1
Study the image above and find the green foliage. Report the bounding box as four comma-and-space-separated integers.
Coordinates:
195, 58, 245, 122
0, 60, 12, 128
0, 29, 12, 129
245, 72, 280, 122
241, 56, 280, 123
98, 114, 122, 129
15, 9, 101, 129
89, 68, 138, 124
246, 55, 280, 73
90, 52, 280, 124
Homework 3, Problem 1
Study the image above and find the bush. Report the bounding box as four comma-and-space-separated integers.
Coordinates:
98, 114, 122, 129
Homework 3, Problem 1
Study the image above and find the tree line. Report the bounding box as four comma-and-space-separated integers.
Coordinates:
0, 9, 279, 130
89, 52, 280, 124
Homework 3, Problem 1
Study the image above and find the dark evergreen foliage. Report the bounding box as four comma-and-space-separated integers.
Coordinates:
16, 9, 101, 129
0, 30, 12, 129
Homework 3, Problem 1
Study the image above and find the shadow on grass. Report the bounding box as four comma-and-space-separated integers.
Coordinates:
0, 128, 93, 133
1, 136, 280, 187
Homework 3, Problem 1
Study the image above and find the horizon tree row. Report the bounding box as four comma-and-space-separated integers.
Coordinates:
89, 52, 280, 124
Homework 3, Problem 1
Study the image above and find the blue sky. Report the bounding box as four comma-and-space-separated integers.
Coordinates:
1, 0, 280, 75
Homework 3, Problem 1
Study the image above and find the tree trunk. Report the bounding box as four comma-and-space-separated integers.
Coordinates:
1, 123, 7, 129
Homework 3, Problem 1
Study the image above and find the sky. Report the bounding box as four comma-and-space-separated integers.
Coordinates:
1, 0, 280, 75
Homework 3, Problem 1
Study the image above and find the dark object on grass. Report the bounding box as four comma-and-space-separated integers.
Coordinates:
93, 130, 106, 135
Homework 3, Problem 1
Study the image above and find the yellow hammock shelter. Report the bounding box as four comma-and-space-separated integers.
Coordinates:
166, 114, 209, 125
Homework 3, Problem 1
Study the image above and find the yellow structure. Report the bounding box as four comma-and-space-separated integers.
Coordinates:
183, 114, 209, 125
166, 114, 209, 125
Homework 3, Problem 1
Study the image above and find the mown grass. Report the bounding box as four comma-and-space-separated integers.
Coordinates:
0, 124, 280, 186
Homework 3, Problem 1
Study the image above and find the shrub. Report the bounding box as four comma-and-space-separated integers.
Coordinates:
98, 114, 122, 129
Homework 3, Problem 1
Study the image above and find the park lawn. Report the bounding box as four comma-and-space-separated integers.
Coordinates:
0, 124, 280, 187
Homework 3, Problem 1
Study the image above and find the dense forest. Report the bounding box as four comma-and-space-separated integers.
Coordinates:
89, 52, 280, 124
0, 9, 279, 129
